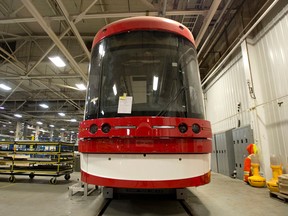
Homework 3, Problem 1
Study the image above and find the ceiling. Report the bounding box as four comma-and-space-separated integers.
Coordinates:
0, 0, 277, 138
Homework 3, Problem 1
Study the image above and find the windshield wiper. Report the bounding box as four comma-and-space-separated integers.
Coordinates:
156, 86, 187, 116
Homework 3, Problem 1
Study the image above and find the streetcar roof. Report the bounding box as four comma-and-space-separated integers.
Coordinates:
92, 16, 195, 48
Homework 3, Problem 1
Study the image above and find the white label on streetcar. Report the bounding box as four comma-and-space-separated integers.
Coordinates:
117, 96, 133, 114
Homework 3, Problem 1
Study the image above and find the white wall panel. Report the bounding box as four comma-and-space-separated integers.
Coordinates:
204, 54, 250, 134
204, 4, 288, 178
248, 5, 288, 172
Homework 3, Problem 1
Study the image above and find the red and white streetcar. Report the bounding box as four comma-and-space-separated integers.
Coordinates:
78, 16, 212, 189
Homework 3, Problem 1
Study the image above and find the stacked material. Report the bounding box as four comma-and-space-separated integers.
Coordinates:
278, 174, 288, 195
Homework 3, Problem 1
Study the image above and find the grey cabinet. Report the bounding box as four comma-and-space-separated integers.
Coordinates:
214, 129, 235, 177
211, 135, 218, 173
232, 125, 254, 180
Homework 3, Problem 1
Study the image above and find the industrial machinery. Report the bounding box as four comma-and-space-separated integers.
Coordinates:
78, 16, 212, 189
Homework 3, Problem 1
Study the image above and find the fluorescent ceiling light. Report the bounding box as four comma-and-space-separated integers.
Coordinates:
9, 131, 14, 133
60, 128, 65, 131
49, 125, 55, 128
113, 84, 117, 96
48, 56, 66, 67
0, 106, 4, 110
58, 112, 65, 116
70, 119, 77, 122
0, 84, 12, 91
75, 83, 86, 91
40, 103, 49, 109
14, 114, 22, 118
37, 121, 43, 125
153, 76, 159, 91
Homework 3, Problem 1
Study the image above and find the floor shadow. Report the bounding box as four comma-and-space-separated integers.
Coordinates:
183, 188, 211, 216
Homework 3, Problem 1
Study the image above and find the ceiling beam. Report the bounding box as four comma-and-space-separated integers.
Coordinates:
197, 0, 233, 58
160, 0, 167, 17
74, 0, 99, 23
21, 0, 88, 82
56, 0, 91, 61
2, 98, 84, 102
0, 35, 94, 42
201, 0, 280, 86
37, 81, 84, 111
0, 10, 208, 24
195, 0, 222, 47
0, 75, 83, 80
99, 0, 108, 25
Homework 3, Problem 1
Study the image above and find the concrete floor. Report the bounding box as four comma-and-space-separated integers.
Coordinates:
0, 172, 287, 216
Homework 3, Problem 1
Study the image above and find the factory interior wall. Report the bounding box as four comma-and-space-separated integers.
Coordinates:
204, 4, 288, 180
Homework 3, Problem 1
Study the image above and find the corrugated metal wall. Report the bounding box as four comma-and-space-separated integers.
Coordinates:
204, 54, 250, 133
248, 5, 288, 171
204, 4, 288, 177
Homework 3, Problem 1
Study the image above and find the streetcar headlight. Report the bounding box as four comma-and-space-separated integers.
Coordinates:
101, 123, 111, 133
89, 124, 98, 134
178, 123, 188, 133
192, 124, 201, 134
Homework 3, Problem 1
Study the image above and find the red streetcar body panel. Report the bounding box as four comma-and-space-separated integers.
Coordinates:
79, 117, 212, 154
92, 16, 195, 48
79, 138, 211, 154
79, 117, 212, 139
82, 171, 211, 188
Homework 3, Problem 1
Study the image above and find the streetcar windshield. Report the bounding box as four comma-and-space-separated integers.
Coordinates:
85, 31, 204, 119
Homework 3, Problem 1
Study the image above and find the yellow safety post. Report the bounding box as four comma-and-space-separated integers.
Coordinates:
248, 154, 266, 187
267, 155, 282, 192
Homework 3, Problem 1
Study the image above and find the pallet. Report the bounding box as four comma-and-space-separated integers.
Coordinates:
270, 191, 288, 202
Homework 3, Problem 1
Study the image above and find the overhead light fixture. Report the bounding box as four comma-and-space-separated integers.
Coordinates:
48, 56, 66, 67
0, 84, 12, 91
0, 106, 4, 110
49, 125, 55, 128
153, 76, 159, 91
70, 119, 77, 122
37, 121, 43, 125
60, 128, 65, 131
75, 83, 86, 91
14, 114, 22, 118
58, 112, 65, 116
39, 103, 49, 109
9, 131, 14, 133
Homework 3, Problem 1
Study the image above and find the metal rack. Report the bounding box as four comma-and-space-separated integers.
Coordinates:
0, 141, 74, 184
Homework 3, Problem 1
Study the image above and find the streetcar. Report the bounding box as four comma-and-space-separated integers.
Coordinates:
78, 16, 212, 189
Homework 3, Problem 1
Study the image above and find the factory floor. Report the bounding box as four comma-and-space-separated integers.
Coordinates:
0, 172, 287, 216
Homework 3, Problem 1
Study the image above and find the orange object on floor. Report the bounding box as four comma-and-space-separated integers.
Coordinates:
243, 144, 258, 182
